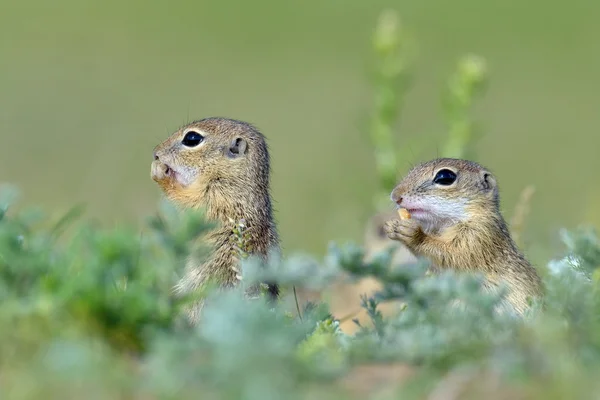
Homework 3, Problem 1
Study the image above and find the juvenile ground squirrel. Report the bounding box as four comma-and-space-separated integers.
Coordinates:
383, 158, 543, 315
151, 117, 280, 323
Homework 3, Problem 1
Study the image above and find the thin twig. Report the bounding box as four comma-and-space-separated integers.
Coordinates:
293, 286, 302, 321
510, 185, 536, 248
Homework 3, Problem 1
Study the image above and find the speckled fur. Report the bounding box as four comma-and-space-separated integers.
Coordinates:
151, 117, 280, 323
384, 158, 543, 315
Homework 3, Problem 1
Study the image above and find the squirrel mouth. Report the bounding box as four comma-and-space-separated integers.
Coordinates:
405, 208, 428, 216
163, 164, 178, 180
398, 205, 429, 219
151, 159, 177, 182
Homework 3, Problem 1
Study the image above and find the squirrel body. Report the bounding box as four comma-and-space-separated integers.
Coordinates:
151, 117, 279, 323
384, 158, 543, 315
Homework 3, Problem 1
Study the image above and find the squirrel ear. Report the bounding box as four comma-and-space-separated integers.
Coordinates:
480, 170, 496, 191
227, 137, 248, 158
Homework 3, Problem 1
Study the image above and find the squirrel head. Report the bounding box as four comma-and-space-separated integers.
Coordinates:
151, 117, 271, 211
390, 158, 500, 227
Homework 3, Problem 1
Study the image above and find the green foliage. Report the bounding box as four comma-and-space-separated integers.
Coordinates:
550, 226, 600, 279
2, 185, 600, 398
441, 54, 488, 160
368, 10, 414, 209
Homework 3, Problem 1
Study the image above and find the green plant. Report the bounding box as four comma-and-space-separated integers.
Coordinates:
2, 182, 600, 399
441, 54, 488, 160
368, 9, 414, 210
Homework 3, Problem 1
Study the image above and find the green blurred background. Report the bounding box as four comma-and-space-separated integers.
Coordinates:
1, 0, 598, 265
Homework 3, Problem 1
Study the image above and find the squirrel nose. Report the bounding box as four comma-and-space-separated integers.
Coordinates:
390, 188, 403, 204
153, 152, 159, 161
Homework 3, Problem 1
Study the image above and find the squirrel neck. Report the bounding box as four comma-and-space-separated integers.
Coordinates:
205, 177, 271, 220
423, 198, 520, 255
197, 174, 279, 257
457, 207, 524, 263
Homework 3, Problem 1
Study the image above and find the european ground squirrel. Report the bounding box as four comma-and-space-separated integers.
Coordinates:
151, 117, 280, 323
383, 158, 543, 315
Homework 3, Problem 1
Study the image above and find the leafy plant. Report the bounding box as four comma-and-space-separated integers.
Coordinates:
1, 180, 600, 399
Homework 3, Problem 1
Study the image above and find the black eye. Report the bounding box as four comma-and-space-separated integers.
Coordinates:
433, 169, 457, 185
182, 131, 204, 147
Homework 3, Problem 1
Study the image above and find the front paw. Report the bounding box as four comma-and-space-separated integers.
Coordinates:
384, 218, 422, 246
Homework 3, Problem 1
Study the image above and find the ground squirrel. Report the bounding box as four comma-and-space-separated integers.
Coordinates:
383, 158, 543, 315
151, 117, 280, 323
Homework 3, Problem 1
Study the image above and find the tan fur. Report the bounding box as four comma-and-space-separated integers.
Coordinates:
384, 158, 543, 315
151, 117, 280, 323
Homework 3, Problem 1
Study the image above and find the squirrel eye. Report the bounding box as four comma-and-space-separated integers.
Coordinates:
182, 131, 204, 147
433, 169, 457, 185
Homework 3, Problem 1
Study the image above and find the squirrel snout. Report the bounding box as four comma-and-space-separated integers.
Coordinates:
390, 188, 403, 205
153, 152, 159, 161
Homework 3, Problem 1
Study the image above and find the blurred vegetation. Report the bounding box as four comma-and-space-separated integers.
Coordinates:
1, 180, 600, 399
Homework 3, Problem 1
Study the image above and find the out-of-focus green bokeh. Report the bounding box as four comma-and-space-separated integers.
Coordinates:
1, 0, 598, 263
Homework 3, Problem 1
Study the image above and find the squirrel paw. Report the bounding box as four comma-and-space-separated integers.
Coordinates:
384, 218, 421, 245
